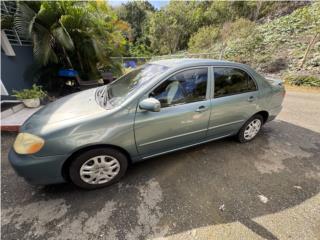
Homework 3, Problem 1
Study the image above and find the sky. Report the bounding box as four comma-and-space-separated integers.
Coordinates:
108, 0, 169, 9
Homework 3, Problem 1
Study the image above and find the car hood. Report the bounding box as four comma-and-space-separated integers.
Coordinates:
22, 88, 106, 131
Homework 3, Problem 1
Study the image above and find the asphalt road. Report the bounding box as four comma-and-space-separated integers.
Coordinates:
1, 91, 320, 240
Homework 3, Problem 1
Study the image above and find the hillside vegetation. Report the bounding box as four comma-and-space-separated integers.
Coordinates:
12, 1, 319, 89
188, 4, 320, 77
258, 5, 319, 74
116, 1, 319, 86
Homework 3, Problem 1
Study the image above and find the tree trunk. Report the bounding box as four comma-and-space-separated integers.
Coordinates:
62, 46, 73, 69
299, 32, 319, 69
77, 51, 84, 72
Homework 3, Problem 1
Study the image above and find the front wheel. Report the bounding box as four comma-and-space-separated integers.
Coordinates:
237, 114, 263, 143
69, 148, 128, 190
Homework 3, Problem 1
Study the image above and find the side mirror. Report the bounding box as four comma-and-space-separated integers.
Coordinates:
139, 98, 161, 112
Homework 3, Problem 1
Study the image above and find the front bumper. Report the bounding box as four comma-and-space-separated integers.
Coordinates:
8, 148, 68, 185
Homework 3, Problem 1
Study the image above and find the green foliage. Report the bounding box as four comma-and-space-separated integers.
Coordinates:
149, 11, 183, 54
111, 0, 316, 70
146, 1, 282, 55
188, 18, 262, 63
256, 3, 320, 72
1, 15, 14, 29
15, 1, 128, 80
222, 19, 263, 62
204, 1, 255, 24
258, 3, 320, 45
163, 1, 208, 50
128, 42, 152, 57
148, 1, 218, 54
13, 84, 47, 100
224, 18, 257, 41
115, 1, 155, 42
188, 26, 220, 53
253, 1, 309, 20
115, 1, 155, 57
184, 3, 319, 75
284, 74, 320, 87
11, 0, 319, 86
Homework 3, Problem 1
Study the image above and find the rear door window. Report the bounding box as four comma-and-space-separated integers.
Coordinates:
214, 68, 257, 98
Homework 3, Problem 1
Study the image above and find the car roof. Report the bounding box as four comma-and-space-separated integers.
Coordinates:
150, 58, 244, 68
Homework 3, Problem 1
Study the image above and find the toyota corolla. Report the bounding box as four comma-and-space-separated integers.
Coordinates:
9, 59, 285, 189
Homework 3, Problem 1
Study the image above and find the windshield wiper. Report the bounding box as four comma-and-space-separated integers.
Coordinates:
103, 85, 108, 105
95, 86, 108, 107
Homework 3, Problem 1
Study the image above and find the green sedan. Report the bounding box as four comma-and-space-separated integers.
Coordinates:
9, 59, 285, 189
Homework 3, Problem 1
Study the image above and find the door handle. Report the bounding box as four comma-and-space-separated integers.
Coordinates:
247, 96, 255, 102
195, 106, 208, 112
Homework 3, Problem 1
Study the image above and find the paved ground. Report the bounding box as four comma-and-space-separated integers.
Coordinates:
1, 91, 320, 240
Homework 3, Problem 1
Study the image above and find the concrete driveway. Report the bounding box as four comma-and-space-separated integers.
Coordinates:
1, 91, 320, 240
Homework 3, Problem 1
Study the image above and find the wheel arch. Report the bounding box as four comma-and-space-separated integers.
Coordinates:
254, 110, 269, 124
61, 144, 132, 182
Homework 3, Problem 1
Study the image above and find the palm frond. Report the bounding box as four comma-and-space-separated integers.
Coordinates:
33, 31, 53, 66
15, 2, 37, 38
52, 21, 74, 50
91, 38, 103, 61
36, 1, 61, 28
15, 1, 127, 77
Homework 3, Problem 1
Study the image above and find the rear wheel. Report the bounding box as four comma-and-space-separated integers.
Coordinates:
237, 114, 263, 143
69, 148, 128, 189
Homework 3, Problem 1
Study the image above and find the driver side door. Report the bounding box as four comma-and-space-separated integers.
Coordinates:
134, 67, 212, 158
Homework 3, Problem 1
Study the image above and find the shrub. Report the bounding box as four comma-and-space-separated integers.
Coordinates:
128, 42, 153, 57
222, 19, 263, 62
188, 26, 220, 53
13, 84, 47, 100
284, 74, 320, 87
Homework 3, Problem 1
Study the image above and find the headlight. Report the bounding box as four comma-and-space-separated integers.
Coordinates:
13, 133, 45, 154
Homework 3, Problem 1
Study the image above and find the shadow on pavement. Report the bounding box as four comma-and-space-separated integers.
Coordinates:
1, 120, 320, 239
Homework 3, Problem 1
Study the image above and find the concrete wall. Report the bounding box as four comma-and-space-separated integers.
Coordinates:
1, 46, 33, 95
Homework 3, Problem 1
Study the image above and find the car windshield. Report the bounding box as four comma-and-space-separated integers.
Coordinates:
96, 64, 169, 108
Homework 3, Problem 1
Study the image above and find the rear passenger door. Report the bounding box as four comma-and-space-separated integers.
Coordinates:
208, 67, 259, 138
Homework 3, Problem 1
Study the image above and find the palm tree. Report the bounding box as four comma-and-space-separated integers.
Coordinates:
15, 1, 74, 68
15, 1, 128, 80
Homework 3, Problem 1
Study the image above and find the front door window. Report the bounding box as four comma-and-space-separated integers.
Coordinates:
150, 68, 208, 107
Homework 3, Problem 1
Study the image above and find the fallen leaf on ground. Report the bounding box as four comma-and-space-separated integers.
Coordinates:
219, 204, 225, 211
258, 194, 268, 203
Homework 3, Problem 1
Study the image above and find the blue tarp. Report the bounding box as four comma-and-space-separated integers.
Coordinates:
124, 61, 137, 68
58, 69, 79, 77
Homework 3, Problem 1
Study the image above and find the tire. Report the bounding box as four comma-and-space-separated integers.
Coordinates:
69, 148, 128, 190
237, 114, 263, 143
